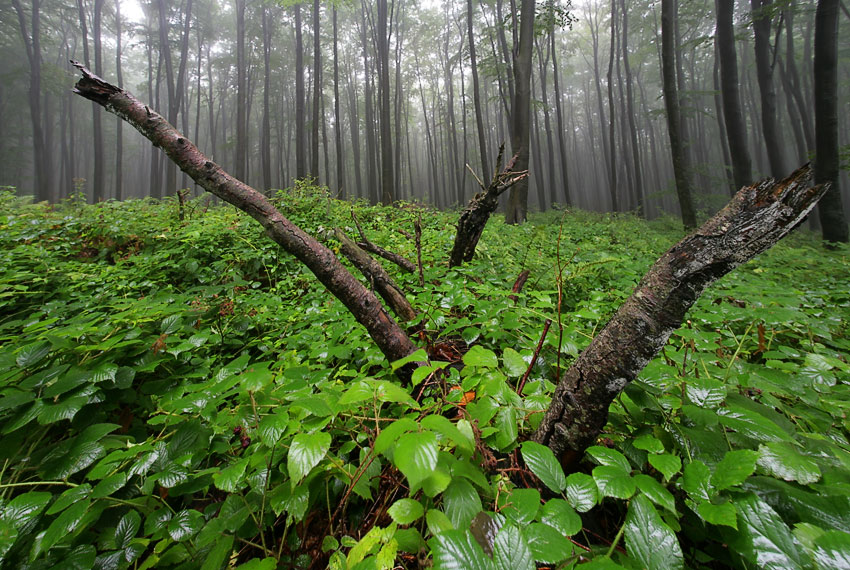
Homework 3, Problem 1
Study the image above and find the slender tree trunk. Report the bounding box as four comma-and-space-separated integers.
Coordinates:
361, 3, 379, 204
716, 0, 753, 192
261, 7, 272, 193
751, 0, 787, 178
295, 4, 307, 180
713, 43, 737, 196
377, 0, 394, 204
606, 0, 619, 211
814, 0, 849, 243
114, 0, 124, 199
505, 0, 535, 224
468, 0, 490, 181
661, 0, 697, 229
333, 6, 345, 197
621, 0, 644, 216
550, 24, 571, 206
783, 3, 815, 151
235, 0, 247, 181
311, 0, 321, 181
346, 57, 364, 199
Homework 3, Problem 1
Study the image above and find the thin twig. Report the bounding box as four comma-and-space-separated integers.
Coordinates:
415, 214, 424, 287
517, 319, 552, 395
465, 163, 487, 192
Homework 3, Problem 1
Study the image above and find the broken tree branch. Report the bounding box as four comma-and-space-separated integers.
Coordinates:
70, 61, 419, 381
335, 228, 417, 323
449, 145, 529, 268
351, 210, 417, 273
533, 165, 828, 470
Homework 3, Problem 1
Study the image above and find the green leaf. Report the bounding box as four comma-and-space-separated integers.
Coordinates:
47, 485, 91, 515
393, 431, 438, 492
812, 531, 850, 569
429, 530, 494, 570
16, 341, 51, 368
757, 442, 821, 485
373, 380, 419, 408
114, 510, 141, 549
719, 404, 794, 443
501, 348, 527, 378
540, 499, 582, 536
240, 362, 274, 391
492, 524, 535, 570
711, 450, 758, 491
521, 441, 566, 493
443, 479, 483, 530
37, 395, 88, 424
91, 472, 128, 498
634, 474, 677, 513
387, 499, 424, 525
213, 458, 248, 492
421, 415, 473, 455
374, 418, 417, 455
684, 376, 726, 409
593, 465, 636, 499
730, 493, 803, 569
258, 410, 289, 447
493, 407, 518, 450
696, 501, 738, 529
0, 519, 16, 561
587, 446, 631, 472
500, 488, 540, 526
681, 460, 712, 501
391, 349, 428, 371
524, 522, 573, 564
167, 509, 204, 542
564, 472, 598, 513
633, 434, 665, 454
287, 431, 332, 485
426, 509, 454, 535
624, 494, 683, 570
463, 345, 498, 369
202, 535, 234, 570
648, 453, 682, 481
2, 491, 51, 530
234, 558, 277, 570
38, 499, 90, 557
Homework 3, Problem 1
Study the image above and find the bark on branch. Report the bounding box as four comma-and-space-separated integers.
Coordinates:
449, 145, 529, 268
533, 165, 828, 469
70, 61, 418, 379
351, 210, 417, 273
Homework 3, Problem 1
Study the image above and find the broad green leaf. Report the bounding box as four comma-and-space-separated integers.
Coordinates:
812, 531, 850, 569
730, 494, 803, 569
429, 529, 494, 570
2, 491, 51, 530
393, 431, 438, 491
395, 528, 425, 553
648, 453, 681, 481
391, 349, 428, 371
501, 348, 527, 378
684, 377, 726, 409
16, 341, 51, 368
593, 465, 636, 499
240, 362, 274, 391
421, 414, 472, 455
681, 460, 712, 501
160, 315, 183, 334
47, 485, 91, 515
92, 472, 128, 498
757, 443, 821, 485
37, 395, 88, 424
565, 472, 598, 512
426, 509, 454, 535
718, 404, 794, 443
258, 410, 289, 447
287, 431, 332, 485
115, 510, 141, 549
697, 501, 738, 529
524, 522, 573, 564
387, 499, 424, 525
62, 545, 96, 569
374, 418, 417, 455
234, 558, 277, 570
463, 345, 498, 369
587, 446, 631, 472
634, 474, 677, 513
37, 499, 90, 557
167, 509, 204, 542
338, 381, 373, 406
0, 519, 17, 561
540, 499, 582, 536
201, 535, 234, 570
492, 524, 534, 570
521, 441, 566, 493
500, 488, 540, 525
633, 434, 665, 454
493, 407, 518, 450
711, 450, 758, 491
624, 494, 683, 570
214, 458, 248, 492
443, 479, 482, 530
373, 380, 419, 408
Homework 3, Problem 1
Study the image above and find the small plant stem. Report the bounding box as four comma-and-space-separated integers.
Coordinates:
605, 520, 627, 558
517, 319, 552, 395
723, 320, 756, 382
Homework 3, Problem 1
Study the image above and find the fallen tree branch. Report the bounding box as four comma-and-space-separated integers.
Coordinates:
517, 319, 551, 396
351, 210, 416, 273
533, 165, 828, 470
69, 61, 419, 381
449, 145, 528, 268
335, 228, 417, 323
508, 269, 531, 303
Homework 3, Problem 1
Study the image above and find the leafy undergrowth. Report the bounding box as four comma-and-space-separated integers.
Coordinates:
1, 185, 849, 569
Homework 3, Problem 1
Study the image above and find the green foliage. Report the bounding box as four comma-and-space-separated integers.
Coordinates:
0, 191, 848, 568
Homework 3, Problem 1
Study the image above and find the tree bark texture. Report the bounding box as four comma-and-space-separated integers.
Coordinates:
814, 0, 849, 243
71, 62, 418, 378
295, 4, 307, 180
751, 0, 787, 178
533, 164, 828, 468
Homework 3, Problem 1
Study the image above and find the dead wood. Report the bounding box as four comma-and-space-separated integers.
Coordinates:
533, 165, 828, 469
351, 210, 417, 273
70, 61, 419, 381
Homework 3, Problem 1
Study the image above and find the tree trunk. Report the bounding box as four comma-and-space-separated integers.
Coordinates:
550, 24, 571, 207
311, 0, 321, 181
534, 164, 827, 468
72, 62, 419, 381
751, 0, 787, 178
360, 3, 379, 204
333, 6, 345, 198
716, 0, 753, 193
468, 0, 490, 183
261, 7, 272, 193
606, 0, 619, 211
115, 0, 124, 200
235, 0, 247, 182
661, 0, 697, 229
377, 0, 395, 204
93, 0, 104, 200
295, 4, 307, 180
814, 0, 849, 243
621, 0, 644, 216
505, 0, 535, 224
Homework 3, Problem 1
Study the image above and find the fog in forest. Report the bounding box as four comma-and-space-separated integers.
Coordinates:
2, 0, 849, 232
